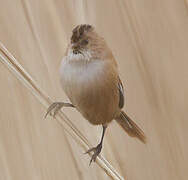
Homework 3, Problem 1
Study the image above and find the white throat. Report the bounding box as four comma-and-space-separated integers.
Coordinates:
60, 49, 106, 88
65, 48, 92, 62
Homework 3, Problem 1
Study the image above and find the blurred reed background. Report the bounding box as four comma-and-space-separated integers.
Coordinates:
0, 0, 188, 180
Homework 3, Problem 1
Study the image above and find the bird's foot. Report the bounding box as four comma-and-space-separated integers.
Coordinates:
44, 102, 74, 119
85, 143, 102, 165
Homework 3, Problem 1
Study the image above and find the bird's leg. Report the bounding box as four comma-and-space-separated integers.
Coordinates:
44, 102, 74, 119
85, 125, 107, 165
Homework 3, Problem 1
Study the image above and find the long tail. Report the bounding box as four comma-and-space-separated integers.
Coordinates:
116, 111, 146, 144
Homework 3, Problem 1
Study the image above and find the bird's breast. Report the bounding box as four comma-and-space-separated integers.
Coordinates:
60, 58, 106, 93
59, 56, 119, 124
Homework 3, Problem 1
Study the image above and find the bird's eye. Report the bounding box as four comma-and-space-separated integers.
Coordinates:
81, 39, 88, 45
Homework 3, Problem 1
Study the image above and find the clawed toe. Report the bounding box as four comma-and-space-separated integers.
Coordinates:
44, 102, 62, 119
85, 144, 102, 165
44, 102, 74, 119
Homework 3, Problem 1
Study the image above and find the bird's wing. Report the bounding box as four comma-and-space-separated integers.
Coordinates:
118, 77, 124, 109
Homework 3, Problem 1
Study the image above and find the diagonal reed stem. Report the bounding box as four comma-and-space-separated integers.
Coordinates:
0, 42, 124, 180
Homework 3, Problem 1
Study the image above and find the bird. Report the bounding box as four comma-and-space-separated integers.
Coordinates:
45, 24, 146, 165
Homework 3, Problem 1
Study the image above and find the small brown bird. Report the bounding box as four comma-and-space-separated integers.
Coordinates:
46, 24, 146, 164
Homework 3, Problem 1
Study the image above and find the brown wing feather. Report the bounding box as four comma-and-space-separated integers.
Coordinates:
118, 77, 124, 109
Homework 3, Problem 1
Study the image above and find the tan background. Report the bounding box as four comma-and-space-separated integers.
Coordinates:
0, 0, 188, 179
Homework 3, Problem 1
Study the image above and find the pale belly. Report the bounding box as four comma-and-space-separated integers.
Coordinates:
60, 58, 120, 125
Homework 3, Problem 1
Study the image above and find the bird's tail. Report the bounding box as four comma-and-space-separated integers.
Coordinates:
115, 111, 146, 144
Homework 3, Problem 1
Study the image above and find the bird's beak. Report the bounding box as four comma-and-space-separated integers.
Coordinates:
72, 44, 82, 54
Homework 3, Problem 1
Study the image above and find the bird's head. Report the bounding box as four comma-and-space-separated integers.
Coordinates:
69, 24, 109, 60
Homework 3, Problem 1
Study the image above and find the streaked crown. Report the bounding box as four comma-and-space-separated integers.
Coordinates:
71, 24, 93, 43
